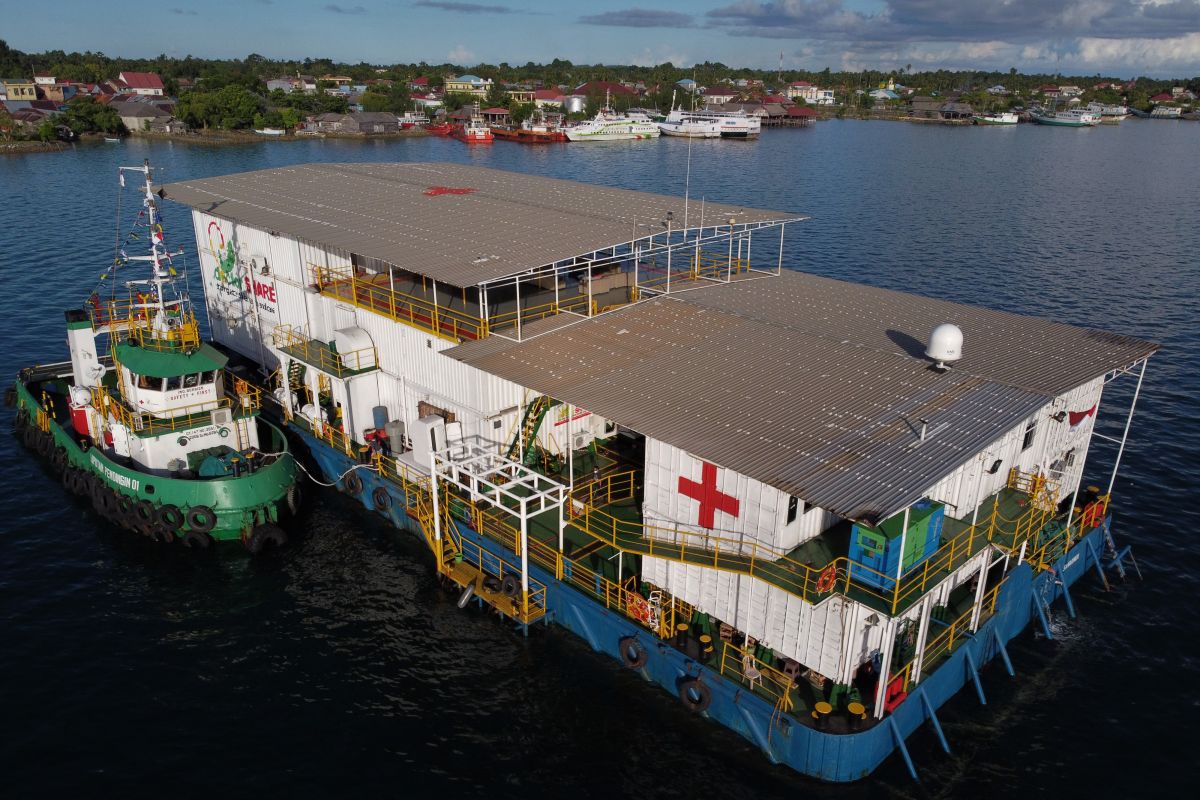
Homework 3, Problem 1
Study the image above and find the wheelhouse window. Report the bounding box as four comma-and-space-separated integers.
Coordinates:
1022, 418, 1037, 451
166, 375, 182, 390
136, 373, 164, 391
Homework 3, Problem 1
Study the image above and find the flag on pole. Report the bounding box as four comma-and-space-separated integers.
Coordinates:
119, 171, 125, 188
1068, 404, 1097, 428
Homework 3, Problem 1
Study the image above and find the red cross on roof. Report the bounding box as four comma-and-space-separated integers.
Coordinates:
678, 461, 740, 529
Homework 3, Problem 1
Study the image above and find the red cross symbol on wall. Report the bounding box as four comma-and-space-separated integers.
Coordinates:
678, 461, 740, 529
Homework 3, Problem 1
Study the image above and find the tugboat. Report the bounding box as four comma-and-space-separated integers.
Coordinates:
450, 104, 493, 144
10, 160, 298, 552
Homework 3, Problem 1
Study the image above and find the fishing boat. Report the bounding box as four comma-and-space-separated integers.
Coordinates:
1084, 103, 1130, 123
1150, 106, 1183, 119
103, 137, 122, 143
253, 128, 286, 136
490, 111, 568, 143
157, 162, 1155, 781
1030, 108, 1101, 127
10, 160, 299, 551
450, 106, 493, 144
398, 113, 430, 129
972, 112, 1018, 125
423, 122, 454, 135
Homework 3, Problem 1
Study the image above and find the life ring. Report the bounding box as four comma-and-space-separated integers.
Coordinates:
181, 530, 214, 550
626, 592, 651, 625
342, 470, 363, 496
156, 504, 184, 531
501, 573, 520, 598
619, 636, 649, 669
816, 565, 838, 594
371, 486, 392, 512
677, 678, 712, 713
244, 524, 288, 554
186, 505, 217, 533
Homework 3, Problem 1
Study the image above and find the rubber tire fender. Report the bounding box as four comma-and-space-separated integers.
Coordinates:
148, 523, 176, 544
677, 678, 712, 713
342, 470, 363, 496
133, 500, 157, 532
181, 530, 214, 550
371, 486, 392, 512
245, 524, 288, 554
156, 504, 184, 531
619, 636, 649, 670
501, 573, 520, 598
186, 505, 217, 533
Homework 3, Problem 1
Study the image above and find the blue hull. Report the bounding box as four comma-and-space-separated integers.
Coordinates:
296, 426, 1114, 782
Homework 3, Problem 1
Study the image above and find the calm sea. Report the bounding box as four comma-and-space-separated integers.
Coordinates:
1, 122, 1197, 798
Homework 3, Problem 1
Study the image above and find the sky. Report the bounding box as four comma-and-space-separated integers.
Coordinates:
7, 0, 1200, 77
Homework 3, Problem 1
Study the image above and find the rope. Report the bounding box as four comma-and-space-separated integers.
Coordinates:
293, 459, 379, 488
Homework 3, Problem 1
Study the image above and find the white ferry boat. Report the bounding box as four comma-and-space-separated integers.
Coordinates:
688, 107, 761, 137
565, 107, 660, 141
1030, 108, 1101, 127
158, 162, 1155, 782
1084, 103, 1130, 122
972, 112, 1018, 125
656, 111, 723, 138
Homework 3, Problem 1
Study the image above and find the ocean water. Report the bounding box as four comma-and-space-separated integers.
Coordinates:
1, 121, 1197, 798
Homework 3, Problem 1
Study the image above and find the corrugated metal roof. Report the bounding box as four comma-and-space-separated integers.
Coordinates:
160, 163, 798, 288
448, 271, 1157, 524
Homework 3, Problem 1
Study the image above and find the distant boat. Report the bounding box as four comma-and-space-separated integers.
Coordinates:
490, 112, 568, 143
450, 106, 493, 144
564, 90, 661, 142
254, 128, 286, 136
1030, 108, 1100, 127
972, 112, 1018, 125
1085, 103, 1130, 123
1150, 106, 1183, 119
657, 111, 723, 138
423, 122, 454, 135
103, 137, 121, 143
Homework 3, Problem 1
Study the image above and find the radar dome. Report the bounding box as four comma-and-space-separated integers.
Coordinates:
925, 323, 963, 369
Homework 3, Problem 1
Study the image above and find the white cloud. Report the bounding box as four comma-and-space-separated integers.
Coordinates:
447, 44, 475, 63
1074, 31, 1200, 69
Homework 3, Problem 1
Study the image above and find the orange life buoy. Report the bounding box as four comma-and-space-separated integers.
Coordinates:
626, 592, 650, 624
816, 565, 838, 594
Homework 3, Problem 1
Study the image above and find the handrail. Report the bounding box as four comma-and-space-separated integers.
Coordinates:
272, 324, 377, 377
310, 263, 486, 343
92, 371, 260, 436
718, 641, 795, 711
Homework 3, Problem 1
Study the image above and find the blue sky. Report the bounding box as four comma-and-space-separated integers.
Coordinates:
8, 1, 1200, 77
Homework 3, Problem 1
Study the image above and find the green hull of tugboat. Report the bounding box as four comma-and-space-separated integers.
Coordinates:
11, 372, 297, 550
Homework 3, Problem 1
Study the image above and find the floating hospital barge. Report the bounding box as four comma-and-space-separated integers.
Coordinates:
161, 163, 1156, 781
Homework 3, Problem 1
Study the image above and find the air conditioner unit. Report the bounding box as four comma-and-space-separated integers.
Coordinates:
573, 433, 590, 450
211, 408, 233, 426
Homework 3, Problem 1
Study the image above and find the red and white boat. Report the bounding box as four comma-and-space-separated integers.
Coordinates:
451, 108, 494, 144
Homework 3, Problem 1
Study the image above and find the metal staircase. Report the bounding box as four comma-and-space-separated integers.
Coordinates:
505, 394, 555, 465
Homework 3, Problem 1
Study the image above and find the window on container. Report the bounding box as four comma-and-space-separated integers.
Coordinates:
786, 495, 800, 525
1022, 418, 1037, 451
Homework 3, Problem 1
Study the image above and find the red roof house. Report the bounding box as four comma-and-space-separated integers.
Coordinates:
116, 72, 165, 96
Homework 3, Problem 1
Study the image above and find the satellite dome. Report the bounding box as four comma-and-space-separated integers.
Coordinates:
925, 323, 963, 369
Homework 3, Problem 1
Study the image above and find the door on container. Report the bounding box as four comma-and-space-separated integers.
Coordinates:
855, 528, 888, 577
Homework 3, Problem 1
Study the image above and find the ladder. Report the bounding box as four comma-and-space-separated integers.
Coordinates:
505, 395, 555, 465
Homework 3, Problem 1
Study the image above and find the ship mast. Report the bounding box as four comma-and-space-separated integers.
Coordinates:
118, 159, 186, 342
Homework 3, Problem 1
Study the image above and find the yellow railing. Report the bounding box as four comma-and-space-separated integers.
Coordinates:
891, 579, 1004, 695
272, 324, 377, 377
570, 470, 1061, 614
88, 295, 201, 352
690, 253, 749, 281
311, 263, 487, 343
91, 371, 260, 437
717, 642, 795, 711
489, 295, 593, 332
1007, 467, 1060, 511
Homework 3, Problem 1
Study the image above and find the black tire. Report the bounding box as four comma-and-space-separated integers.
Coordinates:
245, 524, 288, 554
186, 505, 217, 533
181, 530, 213, 550
35, 431, 52, 457
619, 636, 649, 670
61, 466, 77, 491
148, 524, 175, 544
156, 504, 184, 531
133, 500, 157, 532
678, 678, 712, 713
22, 425, 38, 450
342, 470, 363, 496
285, 484, 302, 516
50, 445, 67, 472
501, 573, 520, 598
371, 486, 392, 512
15, 407, 29, 428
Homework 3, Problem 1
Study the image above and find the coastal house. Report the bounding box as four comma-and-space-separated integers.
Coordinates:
444, 75, 493, 97
480, 107, 510, 125
266, 77, 298, 93
33, 73, 56, 86
1058, 85, 1083, 97
117, 104, 185, 134
532, 89, 563, 108
1038, 85, 1061, 98
116, 72, 165, 96
410, 76, 429, 91
869, 88, 900, 102
1, 79, 37, 102
1149, 92, 1174, 104
784, 105, 817, 126
703, 86, 738, 104
573, 81, 637, 99
986, 85, 1009, 95
788, 82, 836, 105
320, 75, 354, 88
505, 87, 535, 104
38, 83, 73, 103
342, 112, 399, 134
304, 112, 347, 133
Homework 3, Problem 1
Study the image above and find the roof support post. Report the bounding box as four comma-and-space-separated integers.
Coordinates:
968, 551, 990, 632
430, 458, 442, 544
520, 510, 529, 597
431, 278, 440, 339
893, 506, 911, 612
911, 595, 934, 685
873, 615, 898, 719
665, 220, 673, 295
727, 223, 734, 282
1105, 357, 1148, 496
515, 276, 522, 340
586, 260, 593, 315
776, 223, 785, 275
